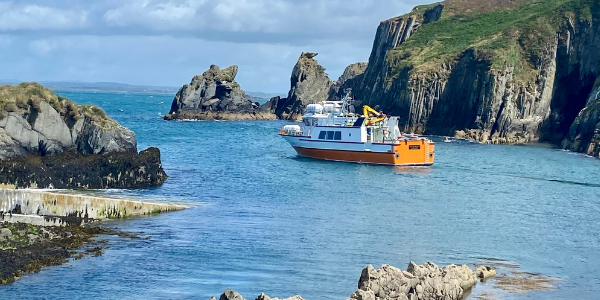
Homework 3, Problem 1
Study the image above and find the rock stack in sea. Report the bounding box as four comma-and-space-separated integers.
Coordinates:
164, 65, 276, 121
0, 82, 167, 188
207, 262, 491, 300
265, 52, 334, 121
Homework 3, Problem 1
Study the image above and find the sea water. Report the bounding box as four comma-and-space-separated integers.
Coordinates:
2, 91, 600, 299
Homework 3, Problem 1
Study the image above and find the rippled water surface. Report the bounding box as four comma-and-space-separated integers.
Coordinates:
3, 91, 600, 299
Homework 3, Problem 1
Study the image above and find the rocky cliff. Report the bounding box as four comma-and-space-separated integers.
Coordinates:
333, 0, 600, 157
265, 52, 334, 121
165, 65, 275, 121
0, 83, 166, 188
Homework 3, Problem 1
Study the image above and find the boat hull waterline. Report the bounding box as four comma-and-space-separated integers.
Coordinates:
283, 136, 435, 166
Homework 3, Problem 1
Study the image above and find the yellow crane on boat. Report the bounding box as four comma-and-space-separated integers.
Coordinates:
363, 105, 387, 126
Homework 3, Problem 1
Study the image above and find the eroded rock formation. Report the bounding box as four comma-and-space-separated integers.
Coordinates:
0, 82, 166, 188
266, 52, 333, 121
165, 65, 276, 121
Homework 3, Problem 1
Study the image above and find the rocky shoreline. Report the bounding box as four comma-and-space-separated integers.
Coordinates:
0, 82, 168, 188
0, 222, 142, 285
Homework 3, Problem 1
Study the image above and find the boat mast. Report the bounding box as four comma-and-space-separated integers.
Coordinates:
340, 88, 353, 116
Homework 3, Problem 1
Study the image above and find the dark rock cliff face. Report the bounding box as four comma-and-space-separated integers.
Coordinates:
335, 1, 600, 157
165, 65, 276, 121
328, 62, 368, 100
0, 83, 167, 188
265, 52, 333, 121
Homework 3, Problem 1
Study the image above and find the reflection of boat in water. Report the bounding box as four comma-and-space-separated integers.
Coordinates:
279, 89, 435, 166
443, 137, 456, 143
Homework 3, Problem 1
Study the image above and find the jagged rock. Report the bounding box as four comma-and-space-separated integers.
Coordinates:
329, 62, 368, 100
164, 65, 276, 121
209, 297, 217, 300
475, 266, 497, 279
348, 262, 477, 300
0, 82, 166, 188
333, 0, 600, 156
0, 84, 136, 158
562, 98, 600, 157
271, 53, 333, 121
220, 289, 245, 300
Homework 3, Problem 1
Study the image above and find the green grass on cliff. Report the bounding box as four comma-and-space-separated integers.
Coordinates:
0, 83, 113, 127
389, 0, 594, 80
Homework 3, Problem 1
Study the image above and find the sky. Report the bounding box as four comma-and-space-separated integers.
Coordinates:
0, 0, 432, 92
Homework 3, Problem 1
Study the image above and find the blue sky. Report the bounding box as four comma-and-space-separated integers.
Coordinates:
0, 0, 431, 92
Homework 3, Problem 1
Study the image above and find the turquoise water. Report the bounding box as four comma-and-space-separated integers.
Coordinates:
2, 91, 600, 299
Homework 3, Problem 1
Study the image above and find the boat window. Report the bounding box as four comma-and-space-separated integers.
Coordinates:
326, 131, 335, 140
334, 131, 342, 140
318, 131, 326, 139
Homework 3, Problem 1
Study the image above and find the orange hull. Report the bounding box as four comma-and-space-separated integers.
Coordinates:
293, 141, 435, 166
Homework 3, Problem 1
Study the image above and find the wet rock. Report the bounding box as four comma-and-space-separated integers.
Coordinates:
165, 65, 276, 121
0, 147, 167, 189
475, 266, 497, 279
349, 262, 477, 300
209, 297, 217, 300
0, 222, 137, 285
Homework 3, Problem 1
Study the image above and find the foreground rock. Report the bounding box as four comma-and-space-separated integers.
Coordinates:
164, 65, 276, 121
0, 83, 167, 188
264, 52, 333, 121
347, 262, 479, 300
0, 222, 140, 284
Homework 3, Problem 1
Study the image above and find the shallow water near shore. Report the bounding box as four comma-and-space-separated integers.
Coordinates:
2, 90, 600, 299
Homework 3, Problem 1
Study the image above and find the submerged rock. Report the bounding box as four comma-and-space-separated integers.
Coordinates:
0, 222, 139, 285
165, 65, 276, 121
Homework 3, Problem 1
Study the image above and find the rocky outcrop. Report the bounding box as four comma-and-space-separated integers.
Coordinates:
267, 53, 333, 121
347, 262, 478, 300
164, 65, 276, 121
0, 84, 135, 160
333, 0, 600, 155
329, 62, 368, 100
0, 147, 167, 189
562, 97, 600, 157
0, 83, 166, 188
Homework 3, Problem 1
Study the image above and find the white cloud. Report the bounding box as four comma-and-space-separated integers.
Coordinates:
103, 0, 205, 30
0, 2, 88, 30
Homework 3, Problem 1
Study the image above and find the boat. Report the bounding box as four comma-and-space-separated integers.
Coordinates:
279, 89, 435, 166
443, 136, 456, 143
